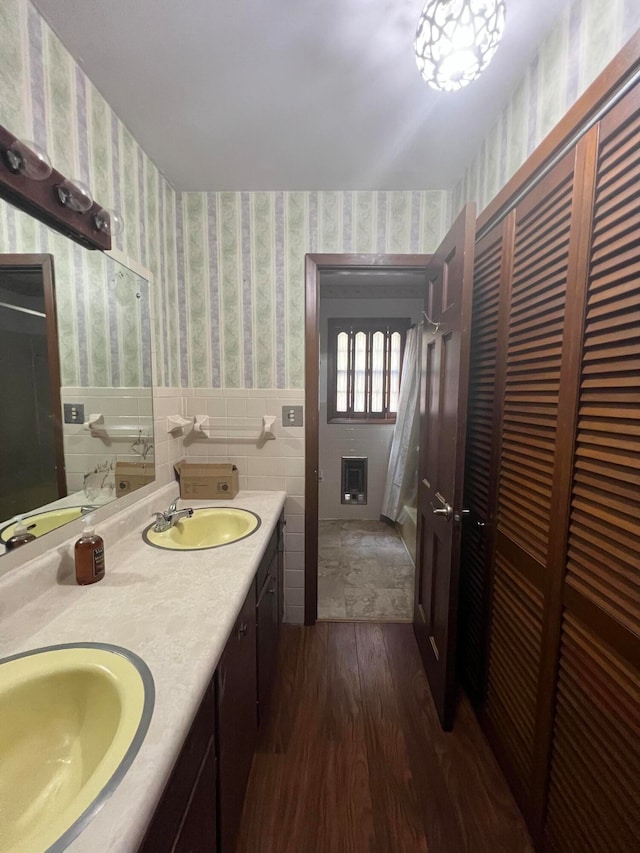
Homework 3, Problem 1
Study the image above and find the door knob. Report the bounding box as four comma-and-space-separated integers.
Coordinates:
432, 503, 453, 520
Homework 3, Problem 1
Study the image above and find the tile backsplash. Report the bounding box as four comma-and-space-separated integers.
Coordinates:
153, 387, 306, 624
61, 386, 154, 496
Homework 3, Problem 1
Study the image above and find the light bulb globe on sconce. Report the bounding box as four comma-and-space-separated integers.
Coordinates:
414, 0, 506, 92
5, 139, 53, 181
56, 177, 94, 213
94, 207, 125, 236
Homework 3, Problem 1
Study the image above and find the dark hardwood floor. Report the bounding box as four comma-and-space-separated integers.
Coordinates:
236, 622, 533, 853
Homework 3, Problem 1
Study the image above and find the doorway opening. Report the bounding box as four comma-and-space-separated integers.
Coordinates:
304, 254, 430, 625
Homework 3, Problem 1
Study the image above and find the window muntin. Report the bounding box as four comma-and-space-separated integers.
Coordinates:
327, 318, 410, 423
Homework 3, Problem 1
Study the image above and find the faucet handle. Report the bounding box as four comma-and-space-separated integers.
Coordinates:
168, 497, 179, 514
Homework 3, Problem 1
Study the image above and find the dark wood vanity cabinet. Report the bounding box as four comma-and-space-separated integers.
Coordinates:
255, 513, 284, 726
216, 583, 257, 853
139, 516, 284, 853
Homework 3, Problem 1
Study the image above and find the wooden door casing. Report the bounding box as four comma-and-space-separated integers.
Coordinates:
414, 203, 476, 731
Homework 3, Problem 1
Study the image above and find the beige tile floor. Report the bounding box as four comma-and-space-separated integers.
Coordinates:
317, 519, 415, 621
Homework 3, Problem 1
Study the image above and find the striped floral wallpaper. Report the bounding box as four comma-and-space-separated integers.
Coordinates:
177, 190, 449, 389
453, 0, 640, 215
0, 205, 152, 387
0, 0, 177, 387
2, 0, 638, 390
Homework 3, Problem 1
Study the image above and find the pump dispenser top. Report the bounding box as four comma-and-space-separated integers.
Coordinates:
5, 519, 36, 550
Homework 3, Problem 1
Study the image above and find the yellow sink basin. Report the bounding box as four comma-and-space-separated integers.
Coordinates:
0, 507, 96, 544
143, 507, 261, 550
0, 643, 154, 853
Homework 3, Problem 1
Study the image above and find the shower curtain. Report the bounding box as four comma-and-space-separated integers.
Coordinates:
381, 324, 420, 521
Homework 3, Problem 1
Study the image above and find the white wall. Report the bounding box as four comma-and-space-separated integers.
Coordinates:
318, 297, 423, 521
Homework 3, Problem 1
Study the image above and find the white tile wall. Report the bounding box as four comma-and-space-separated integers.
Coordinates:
163, 387, 307, 624
60, 386, 154, 495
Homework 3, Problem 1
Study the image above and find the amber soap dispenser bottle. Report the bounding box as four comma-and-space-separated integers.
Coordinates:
75, 518, 105, 585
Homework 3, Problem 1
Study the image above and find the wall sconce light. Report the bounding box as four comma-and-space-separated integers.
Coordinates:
94, 207, 125, 236
56, 177, 94, 213
4, 139, 53, 180
415, 0, 506, 92
0, 122, 111, 251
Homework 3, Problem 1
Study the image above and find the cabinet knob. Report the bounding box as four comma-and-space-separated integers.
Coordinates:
237, 622, 248, 638
267, 584, 276, 595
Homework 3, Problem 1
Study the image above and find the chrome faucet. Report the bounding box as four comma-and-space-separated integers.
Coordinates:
151, 497, 194, 532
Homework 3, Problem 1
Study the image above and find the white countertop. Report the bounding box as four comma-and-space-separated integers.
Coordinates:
0, 484, 286, 852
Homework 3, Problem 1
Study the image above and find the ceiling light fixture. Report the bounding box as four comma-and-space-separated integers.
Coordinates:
414, 0, 506, 92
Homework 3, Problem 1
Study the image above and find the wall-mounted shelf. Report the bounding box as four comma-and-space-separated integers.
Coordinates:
194, 414, 276, 441
165, 414, 277, 441
84, 413, 152, 438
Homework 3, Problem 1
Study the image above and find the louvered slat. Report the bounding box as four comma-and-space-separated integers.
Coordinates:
497, 172, 574, 567
565, 103, 640, 637
459, 232, 502, 702
544, 614, 640, 852
486, 553, 543, 788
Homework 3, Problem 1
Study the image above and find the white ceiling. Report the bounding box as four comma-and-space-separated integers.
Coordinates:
33, 0, 573, 191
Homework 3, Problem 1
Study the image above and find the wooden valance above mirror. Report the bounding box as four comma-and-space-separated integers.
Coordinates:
0, 123, 111, 252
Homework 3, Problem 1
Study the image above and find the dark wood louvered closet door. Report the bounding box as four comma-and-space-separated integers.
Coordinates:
543, 81, 640, 853
458, 214, 514, 706
484, 150, 579, 819
464, 39, 640, 853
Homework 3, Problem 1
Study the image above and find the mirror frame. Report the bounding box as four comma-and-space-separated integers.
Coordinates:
0, 253, 67, 503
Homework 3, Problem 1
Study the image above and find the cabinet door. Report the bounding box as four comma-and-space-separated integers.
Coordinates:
216, 584, 257, 853
277, 514, 284, 625
172, 741, 217, 853
256, 560, 279, 727
139, 683, 216, 853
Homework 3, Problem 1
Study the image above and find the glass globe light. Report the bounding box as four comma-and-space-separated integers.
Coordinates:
5, 139, 52, 180
415, 0, 506, 92
94, 207, 125, 236
56, 178, 94, 213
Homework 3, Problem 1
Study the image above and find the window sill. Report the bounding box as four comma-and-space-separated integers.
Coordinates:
328, 417, 397, 425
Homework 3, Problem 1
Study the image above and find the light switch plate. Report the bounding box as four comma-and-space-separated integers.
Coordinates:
282, 405, 303, 427
63, 403, 85, 424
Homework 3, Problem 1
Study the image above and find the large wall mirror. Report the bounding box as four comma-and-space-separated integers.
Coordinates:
0, 201, 154, 555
